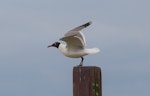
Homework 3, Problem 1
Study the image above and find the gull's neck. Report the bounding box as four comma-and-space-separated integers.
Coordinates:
58, 43, 67, 54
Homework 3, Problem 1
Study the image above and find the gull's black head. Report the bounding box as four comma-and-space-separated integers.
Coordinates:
47, 42, 60, 48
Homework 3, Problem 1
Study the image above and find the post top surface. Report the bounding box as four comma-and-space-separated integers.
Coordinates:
73, 66, 101, 70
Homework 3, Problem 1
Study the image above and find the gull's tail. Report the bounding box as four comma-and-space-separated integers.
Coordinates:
85, 48, 100, 54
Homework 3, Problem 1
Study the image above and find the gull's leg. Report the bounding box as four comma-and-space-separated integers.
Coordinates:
78, 56, 84, 66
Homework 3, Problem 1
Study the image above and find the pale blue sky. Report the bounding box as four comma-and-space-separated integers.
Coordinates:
0, 0, 150, 96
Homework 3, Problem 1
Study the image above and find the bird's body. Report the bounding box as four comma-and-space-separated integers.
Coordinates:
58, 43, 99, 58
58, 43, 88, 58
48, 21, 100, 66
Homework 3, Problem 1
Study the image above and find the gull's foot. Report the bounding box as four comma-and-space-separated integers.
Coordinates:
77, 62, 83, 67
76, 56, 84, 67
77, 64, 82, 67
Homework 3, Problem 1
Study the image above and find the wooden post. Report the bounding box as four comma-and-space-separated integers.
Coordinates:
73, 66, 102, 96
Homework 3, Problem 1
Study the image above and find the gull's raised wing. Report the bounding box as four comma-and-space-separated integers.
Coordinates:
60, 22, 92, 48
64, 21, 92, 37
60, 35, 85, 51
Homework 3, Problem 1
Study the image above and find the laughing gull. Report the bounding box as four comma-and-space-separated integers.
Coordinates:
48, 21, 100, 66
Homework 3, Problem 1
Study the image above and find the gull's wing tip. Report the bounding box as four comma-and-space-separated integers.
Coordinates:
88, 21, 92, 24
84, 21, 92, 27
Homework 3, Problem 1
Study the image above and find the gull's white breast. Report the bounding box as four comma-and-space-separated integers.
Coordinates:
58, 44, 100, 58
58, 44, 88, 58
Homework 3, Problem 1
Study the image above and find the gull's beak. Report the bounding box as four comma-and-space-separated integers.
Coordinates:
47, 44, 52, 48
